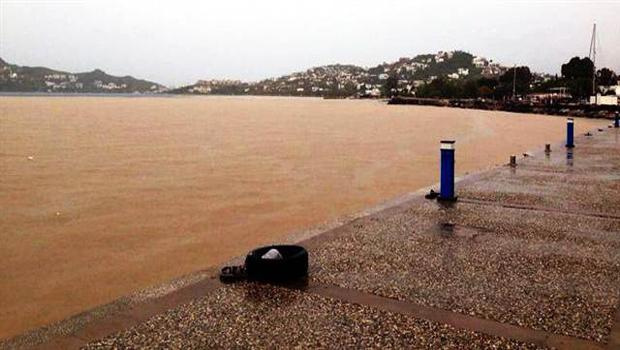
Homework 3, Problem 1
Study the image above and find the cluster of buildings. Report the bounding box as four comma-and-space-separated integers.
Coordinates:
45, 73, 77, 82
522, 82, 620, 106
43, 74, 82, 90
0, 58, 164, 93
92, 80, 128, 90
40, 75, 129, 91
189, 79, 246, 94
189, 51, 499, 97
0, 63, 18, 80
248, 65, 369, 96
591, 82, 620, 105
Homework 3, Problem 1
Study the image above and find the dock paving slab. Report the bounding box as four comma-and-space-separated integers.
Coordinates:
83, 284, 543, 349
310, 129, 620, 343
459, 133, 620, 217
309, 201, 620, 342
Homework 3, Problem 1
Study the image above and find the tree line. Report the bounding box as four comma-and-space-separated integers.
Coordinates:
400, 57, 617, 100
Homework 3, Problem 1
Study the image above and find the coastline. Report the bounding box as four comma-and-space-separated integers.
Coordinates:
4, 98, 612, 346
2, 92, 616, 120
388, 96, 619, 119
0, 155, 497, 350
0, 92, 173, 98
1, 124, 605, 350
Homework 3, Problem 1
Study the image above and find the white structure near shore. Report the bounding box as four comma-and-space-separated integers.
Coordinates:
590, 94, 619, 106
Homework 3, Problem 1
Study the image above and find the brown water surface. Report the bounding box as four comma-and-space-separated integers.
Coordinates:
0, 96, 605, 338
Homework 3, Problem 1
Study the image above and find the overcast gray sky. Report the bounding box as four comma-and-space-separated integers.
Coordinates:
0, 0, 618, 87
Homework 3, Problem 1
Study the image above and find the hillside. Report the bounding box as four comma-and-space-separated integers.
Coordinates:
177, 51, 509, 97
0, 51, 512, 96
0, 58, 166, 93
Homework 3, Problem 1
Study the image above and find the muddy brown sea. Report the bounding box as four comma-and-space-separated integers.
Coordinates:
0, 96, 606, 338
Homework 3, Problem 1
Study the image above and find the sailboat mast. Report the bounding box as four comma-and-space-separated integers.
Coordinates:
589, 23, 597, 96
512, 64, 517, 100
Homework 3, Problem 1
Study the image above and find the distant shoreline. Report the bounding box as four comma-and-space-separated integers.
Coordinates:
0, 92, 176, 98
2, 93, 616, 121
0, 93, 341, 100
388, 96, 619, 119
0, 92, 325, 98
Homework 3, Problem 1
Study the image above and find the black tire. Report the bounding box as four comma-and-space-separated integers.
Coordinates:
245, 245, 308, 282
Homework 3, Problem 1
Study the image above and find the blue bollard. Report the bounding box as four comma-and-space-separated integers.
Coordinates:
439, 140, 456, 201
615, 112, 619, 128
566, 118, 574, 148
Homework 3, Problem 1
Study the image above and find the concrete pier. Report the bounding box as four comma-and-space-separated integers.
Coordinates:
6, 128, 620, 350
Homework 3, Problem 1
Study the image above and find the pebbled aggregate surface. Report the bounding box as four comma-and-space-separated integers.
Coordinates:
84, 284, 544, 349
310, 130, 620, 342
58, 129, 620, 348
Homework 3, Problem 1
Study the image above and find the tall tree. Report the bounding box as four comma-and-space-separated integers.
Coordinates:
561, 57, 594, 98
416, 78, 459, 98
382, 74, 398, 97
596, 68, 617, 86
497, 66, 531, 98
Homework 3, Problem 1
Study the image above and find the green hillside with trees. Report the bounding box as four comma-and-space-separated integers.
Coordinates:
0, 58, 166, 93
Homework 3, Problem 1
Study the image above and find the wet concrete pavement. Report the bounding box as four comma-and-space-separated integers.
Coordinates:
309, 131, 620, 344
84, 283, 542, 349
5, 127, 620, 349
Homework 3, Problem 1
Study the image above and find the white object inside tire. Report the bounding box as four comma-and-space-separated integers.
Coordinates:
261, 248, 283, 260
